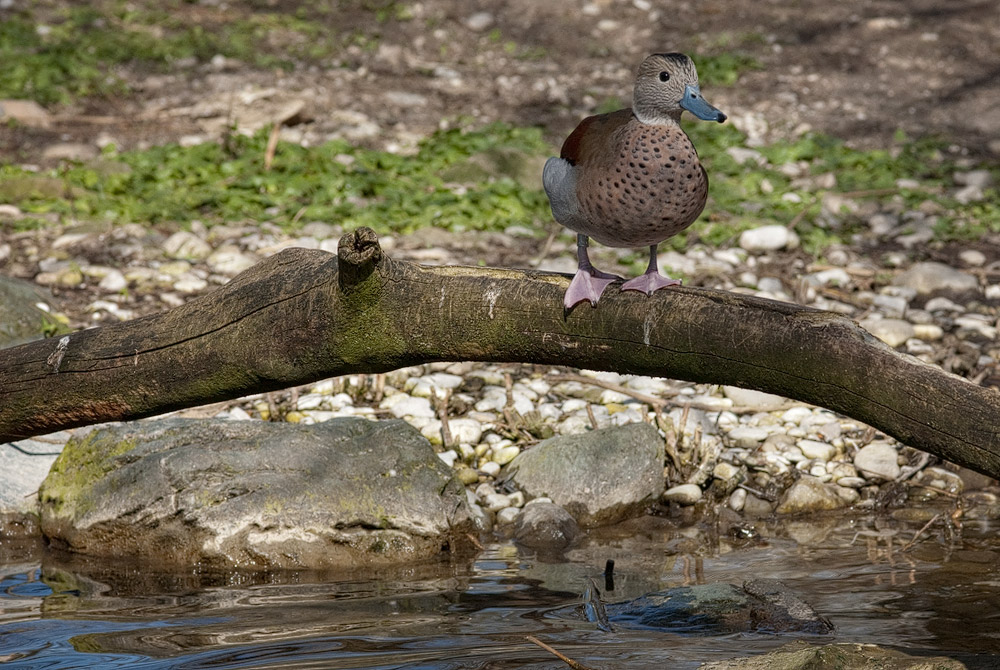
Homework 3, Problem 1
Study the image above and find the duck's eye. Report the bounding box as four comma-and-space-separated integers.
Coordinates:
659, 71, 670, 82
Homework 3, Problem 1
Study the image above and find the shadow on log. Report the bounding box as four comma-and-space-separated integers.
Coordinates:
2, 227, 999, 478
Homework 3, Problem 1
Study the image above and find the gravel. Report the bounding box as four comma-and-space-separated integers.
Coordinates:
3, 163, 999, 525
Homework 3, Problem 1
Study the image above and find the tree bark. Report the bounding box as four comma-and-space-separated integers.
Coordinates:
2, 227, 999, 478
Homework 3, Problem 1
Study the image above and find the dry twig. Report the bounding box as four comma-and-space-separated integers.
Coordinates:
525, 636, 599, 670
264, 122, 281, 171
901, 513, 943, 552
436, 388, 453, 449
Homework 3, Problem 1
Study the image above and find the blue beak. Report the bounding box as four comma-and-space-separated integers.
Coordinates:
680, 85, 726, 123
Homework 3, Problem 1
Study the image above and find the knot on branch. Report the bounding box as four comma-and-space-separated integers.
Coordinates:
338, 227, 383, 290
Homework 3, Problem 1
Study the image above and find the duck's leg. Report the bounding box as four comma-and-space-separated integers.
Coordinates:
565, 234, 622, 309
621, 244, 681, 295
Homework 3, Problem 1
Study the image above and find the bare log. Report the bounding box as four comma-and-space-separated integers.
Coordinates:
2, 227, 999, 478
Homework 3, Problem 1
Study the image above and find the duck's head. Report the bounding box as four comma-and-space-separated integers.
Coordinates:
633, 52, 726, 125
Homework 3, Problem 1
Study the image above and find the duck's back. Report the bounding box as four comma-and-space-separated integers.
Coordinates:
564, 108, 708, 248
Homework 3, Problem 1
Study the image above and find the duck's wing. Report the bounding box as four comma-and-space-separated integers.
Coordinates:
560, 108, 636, 166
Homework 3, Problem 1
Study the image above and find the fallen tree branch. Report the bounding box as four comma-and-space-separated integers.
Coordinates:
1, 227, 999, 478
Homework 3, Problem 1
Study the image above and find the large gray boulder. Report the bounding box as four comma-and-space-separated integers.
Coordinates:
38, 417, 477, 569
504, 423, 665, 526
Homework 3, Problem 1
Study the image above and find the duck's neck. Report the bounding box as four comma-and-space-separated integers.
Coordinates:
632, 107, 683, 126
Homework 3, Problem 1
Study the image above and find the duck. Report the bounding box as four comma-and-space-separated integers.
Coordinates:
543, 52, 726, 309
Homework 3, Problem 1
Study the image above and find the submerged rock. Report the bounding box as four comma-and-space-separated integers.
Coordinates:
598, 578, 832, 635
38, 418, 477, 569
701, 640, 966, 669
513, 501, 580, 552
504, 423, 664, 526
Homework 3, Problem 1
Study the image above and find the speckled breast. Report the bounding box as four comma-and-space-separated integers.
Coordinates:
574, 121, 708, 248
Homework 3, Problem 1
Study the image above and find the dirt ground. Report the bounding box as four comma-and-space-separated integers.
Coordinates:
2, 0, 999, 165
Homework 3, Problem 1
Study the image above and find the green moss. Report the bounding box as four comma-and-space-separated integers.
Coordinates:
39, 431, 139, 520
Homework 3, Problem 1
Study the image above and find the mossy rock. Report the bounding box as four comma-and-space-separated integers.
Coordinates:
38, 417, 477, 569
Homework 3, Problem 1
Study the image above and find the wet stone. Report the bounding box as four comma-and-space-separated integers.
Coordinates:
601, 579, 832, 635
513, 501, 580, 551
37, 418, 476, 569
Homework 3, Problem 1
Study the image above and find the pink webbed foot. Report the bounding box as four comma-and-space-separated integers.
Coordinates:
565, 269, 621, 309
621, 271, 682, 296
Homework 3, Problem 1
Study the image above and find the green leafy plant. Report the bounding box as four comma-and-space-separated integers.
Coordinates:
10, 123, 553, 235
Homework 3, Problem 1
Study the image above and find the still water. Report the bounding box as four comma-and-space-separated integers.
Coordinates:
2, 513, 999, 669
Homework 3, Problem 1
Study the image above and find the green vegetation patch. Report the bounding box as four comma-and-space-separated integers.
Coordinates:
0, 1, 403, 105
2, 117, 997, 256
5, 123, 552, 234
38, 430, 139, 520
678, 124, 1000, 255
691, 51, 763, 87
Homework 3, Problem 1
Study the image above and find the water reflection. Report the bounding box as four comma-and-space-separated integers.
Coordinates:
1, 513, 998, 668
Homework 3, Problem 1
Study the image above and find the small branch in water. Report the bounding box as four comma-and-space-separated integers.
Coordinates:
900, 513, 942, 552
526, 636, 600, 670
